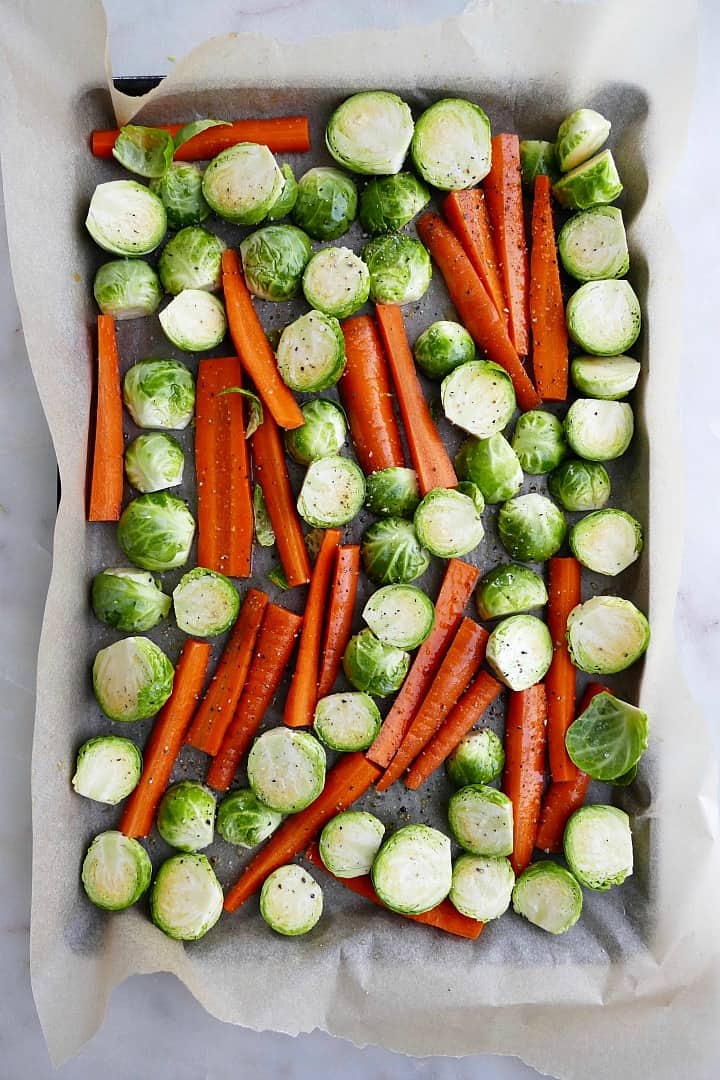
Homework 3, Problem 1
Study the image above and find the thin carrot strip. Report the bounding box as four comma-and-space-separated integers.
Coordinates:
317, 545, 361, 699
339, 315, 406, 475
502, 684, 548, 875
91, 117, 311, 159
443, 189, 508, 327
483, 133, 530, 356
546, 557, 582, 783
88, 315, 124, 521
529, 174, 569, 401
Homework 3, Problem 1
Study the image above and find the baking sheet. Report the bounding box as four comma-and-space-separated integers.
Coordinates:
2, 0, 719, 1076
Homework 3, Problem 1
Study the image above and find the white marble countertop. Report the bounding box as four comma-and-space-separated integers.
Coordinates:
1, 1, 718, 1076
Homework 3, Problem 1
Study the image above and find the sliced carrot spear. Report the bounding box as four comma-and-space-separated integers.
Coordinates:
91, 116, 311, 159
223, 752, 381, 912
502, 683, 548, 875
529, 174, 569, 401
88, 315, 124, 522
317, 545, 361, 699
483, 133, 530, 356
546, 557, 582, 783
375, 303, 457, 494
443, 189, 508, 327
339, 315, 406, 475
119, 640, 211, 838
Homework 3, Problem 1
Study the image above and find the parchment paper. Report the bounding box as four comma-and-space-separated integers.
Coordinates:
2, 0, 719, 1075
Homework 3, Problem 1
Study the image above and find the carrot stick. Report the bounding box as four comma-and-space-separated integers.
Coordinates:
416, 213, 540, 412
119, 640, 211, 838
91, 117, 311, 160
316, 545, 361, 699
483, 134, 530, 357
88, 315, 124, 522
375, 304, 457, 494
222, 250, 304, 430
206, 605, 303, 792
367, 559, 481, 768
251, 408, 311, 588
546, 557, 582, 783
305, 842, 483, 940
502, 683, 548, 875
223, 752, 381, 911
529, 175, 569, 401
404, 671, 503, 790
185, 589, 268, 755
284, 529, 343, 728
443, 189, 508, 327
376, 619, 489, 792
339, 315, 406, 475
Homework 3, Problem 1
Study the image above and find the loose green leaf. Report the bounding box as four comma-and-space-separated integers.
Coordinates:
219, 386, 263, 438
253, 485, 275, 547
173, 118, 231, 153
267, 566, 290, 591
112, 125, 175, 179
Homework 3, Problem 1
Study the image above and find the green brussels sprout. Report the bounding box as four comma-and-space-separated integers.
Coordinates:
158, 226, 225, 294
343, 629, 409, 697
216, 789, 282, 849
319, 811, 385, 878
363, 233, 432, 304
91, 567, 171, 632
92, 636, 174, 722
240, 224, 312, 301
372, 824, 452, 914
172, 567, 240, 637
564, 399, 634, 461
497, 493, 567, 562
111, 124, 174, 178
552, 149, 623, 209
253, 484, 275, 547
82, 831, 152, 911
117, 493, 195, 572
414, 487, 484, 558
247, 728, 326, 814
570, 356, 641, 400
150, 162, 211, 230
326, 91, 414, 175
260, 865, 323, 936
455, 434, 523, 505
564, 805, 633, 890
123, 359, 195, 429
292, 166, 358, 240
475, 563, 548, 620
566, 596, 650, 675
411, 98, 492, 190
276, 310, 346, 392
548, 459, 611, 511
93, 259, 162, 320
511, 410, 567, 475
302, 246, 370, 319
361, 518, 431, 585
567, 280, 641, 356
365, 467, 420, 518
157, 780, 216, 852
297, 456, 365, 528
442, 360, 517, 439
448, 784, 513, 857
202, 142, 285, 224
566, 690, 649, 780
363, 584, 435, 650
486, 614, 553, 691
284, 399, 347, 465
313, 692, 382, 752
151, 853, 224, 940
125, 432, 184, 493
450, 854, 515, 922
413, 320, 475, 381
359, 172, 430, 234
72, 736, 142, 804
266, 163, 299, 221
558, 206, 629, 282
519, 140, 560, 188
570, 509, 643, 576
86, 180, 166, 256
159, 289, 226, 352
556, 108, 611, 172
445, 729, 505, 788
512, 861, 583, 934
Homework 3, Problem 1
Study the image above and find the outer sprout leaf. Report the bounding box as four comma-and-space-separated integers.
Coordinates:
253, 484, 275, 547
173, 118, 231, 152
219, 386, 264, 438
112, 125, 174, 178
565, 691, 648, 780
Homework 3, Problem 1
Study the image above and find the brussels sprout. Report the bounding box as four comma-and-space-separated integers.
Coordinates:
248, 727, 326, 813
158, 226, 225, 294
82, 831, 152, 911
564, 805, 633, 890
363, 584, 435, 650
326, 91, 414, 175
365, 467, 420, 518
159, 289, 226, 352
297, 456, 365, 528
450, 854, 515, 922
172, 567, 240, 637
239, 225, 312, 302
512, 861, 583, 934
564, 399, 634, 461
319, 811, 386, 878
266, 163, 299, 221
86, 180, 166, 256
566, 691, 648, 781
117, 493, 195, 572
284, 399, 347, 464
486, 614, 553, 691
567, 280, 641, 356
276, 310, 346, 392
511, 410, 567, 475
548, 459, 611, 512
519, 140, 560, 188
552, 149, 623, 210
343, 629, 409, 698
91, 567, 171, 632
359, 172, 430, 234
558, 206, 629, 282
411, 99, 492, 190
123, 358, 195, 429
260, 865, 323, 936
149, 162, 211, 230
455, 434, 523, 505
475, 563, 548, 620
372, 824, 452, 914
112, 124, 174, 177
125, 432, 185, 493
313, 692, 382, 752
72, 736, 142, 805
497, 493, 567, 562
441, 361, 517, 439
566, 596, 650, 675
156, 780, 216, 852
556, 108, 611, 172
414, 487, 485, 558
151, 853, 224, 940
363, 233, 432, 305
253, 484, 275, 547
413, 320, 475, 381
448, 784, 514, 857
361, 518, 431, 585
93, 259, 162, 320
293, 166, 358, 241
570, 509, 643, 576
570, 356, 641, 400
216, 789, 282, 849
446, 729, 505, 788
302, 246, 370, 319
202, 142, 285, 224
92, 636, 174, 723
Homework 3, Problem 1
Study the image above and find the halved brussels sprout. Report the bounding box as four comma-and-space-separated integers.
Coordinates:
293, 166, 358, 240
86, 180, 166, 256
112, 124, 174, 178
486, 614, 553, 691
556, 108, 611, 172
564, 805, 633, 890
448, 784, 514, 857
442, 361, 517, 439
157, 780, 216, 852
363, 584, 435, 650
94, 259, 162, 320
566, 691, 649, 781
361, 518, 430, 585
123, 358, 195, 429
475, 563, 547, 621
93, 636, 174, 723
125, 432, 184, 493
365, 467, 420, 519
276, 310, 346, 392
284, 399, 347, 464
558, 206, 629, 282
326, 91, 414, 175
363, 233, 432, 305
564, 399, 634, 461
159, 290, 226, 352
266, 163, 298, 221
72, 736, 142, 805
497, 493, 567, 562
570, 509, 643, 576
455, 434, 523, 505
456, 480, 483, 515
240, 224, 312, 302
359, 172, 430, 234
319, 811, 386, 878
151, 853, 224, 940
552, 149, 623, 210
413, 320, 475, 381
260, 865, 323, 936
450, 853, 515, 922
91, 567, 171, 632
172, 567, 240, 637
117, 493, 195, 572
302, 246, 370, 319
570, 356, 641, 400
150, 162, 210, 230
567, 280, 641, 356
519, 140, 560, 188
414, 487, 485, 558
372, 824, 452, 914
158, 226, 225, 294
202, 142, 285, 224
297, 456, 365, 528
566, 596, 650, 674
512, 861, 583, 934
82, 831, 152, 911
313, 692, 382, 752
411, 98, 492, 190
216, 789, 282, 849
247, 728, 326, 813
343, 629, 409, 698
446, 729, 505, 788
548, 459, 611, 511
511, 410, 567, 475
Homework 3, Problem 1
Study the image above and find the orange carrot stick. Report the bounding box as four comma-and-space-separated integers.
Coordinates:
503, 683, 548, 875
339, 315, 406, 475
443, 189, 508, 327
317, 545, 361, 699
91, 117, 311, 159
483, 133, 530, 356
367, 559, 481, 768
529, 175, 569, 401
546, 557, 582, 783
88, 315, 124, 522
185, 589, 268, 755
223, 752, 381, 911
375, 303, 457, 494
119, 640, 211, 838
